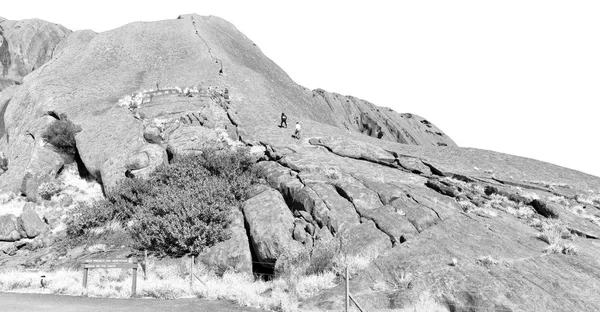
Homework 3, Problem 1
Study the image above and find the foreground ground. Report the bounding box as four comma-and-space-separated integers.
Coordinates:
0, 292, 266, 312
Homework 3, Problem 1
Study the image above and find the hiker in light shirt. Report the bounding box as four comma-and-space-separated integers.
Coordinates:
293, 122, 301, 140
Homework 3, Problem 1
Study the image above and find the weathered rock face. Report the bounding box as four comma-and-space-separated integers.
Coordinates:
242, 188, 301, 268
196, 209, 252, 275
0, 14, 455, 195
0, 214, 20, 241
18, 202, 48, 238
311, 89, 455, 146
0, 18, 70, 90
1, 14, 600, 312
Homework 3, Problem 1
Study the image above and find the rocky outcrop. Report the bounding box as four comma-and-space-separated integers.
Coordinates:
0, 202, 48, 242
196, 209, 252, 275
0, 214, 20, 241
18, 203, 48, 238
1, 14, 600, 312
242, 188, 301, 268
311, 89, 456, 147
0, 18, 70, 90
0, 15, 457, 193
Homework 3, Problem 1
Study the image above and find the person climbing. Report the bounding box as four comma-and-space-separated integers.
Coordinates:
0, 152, 7, 172
280, 112, 288, 128
293, 122, 301, 140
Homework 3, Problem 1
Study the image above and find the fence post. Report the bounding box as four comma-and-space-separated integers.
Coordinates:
144, 250, 148, 280
82, 268, 88, 288
190, 256, 194, 289
131, 266, 137, 297
345, 266, 350, 312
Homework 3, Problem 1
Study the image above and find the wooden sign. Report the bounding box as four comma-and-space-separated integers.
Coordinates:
81, 258, 139, 296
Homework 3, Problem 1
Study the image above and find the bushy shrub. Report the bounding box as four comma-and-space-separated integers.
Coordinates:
42, 115, 82, 155
66, 146, 258, 255
37, 181, 62, 200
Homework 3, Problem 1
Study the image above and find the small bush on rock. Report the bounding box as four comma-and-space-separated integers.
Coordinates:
37, 181, 62, 200
66, 146, 257, 255
42, 115, 82, 155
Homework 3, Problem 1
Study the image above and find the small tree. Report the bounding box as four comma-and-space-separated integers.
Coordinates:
42, 114, 82, 155
66, 145, 258, 256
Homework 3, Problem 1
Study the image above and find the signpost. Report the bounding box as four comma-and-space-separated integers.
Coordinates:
81, 258, 139, 296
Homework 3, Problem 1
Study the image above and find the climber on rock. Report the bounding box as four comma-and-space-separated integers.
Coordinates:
293, 122, 301, 140
280, 112, 287, 128
0, 152, 7, 172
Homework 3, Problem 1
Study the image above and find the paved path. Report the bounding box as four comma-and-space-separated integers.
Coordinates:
0, 292, 265, 312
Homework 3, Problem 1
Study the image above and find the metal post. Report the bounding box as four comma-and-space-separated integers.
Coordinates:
144, 250, 148, 280
131, 267, 137, 297
82, 268, 88, 288
190, 256, 194, 289
345, 266, 349, 312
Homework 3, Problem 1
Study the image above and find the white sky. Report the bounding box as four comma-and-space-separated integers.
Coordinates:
4, 1, 600, 178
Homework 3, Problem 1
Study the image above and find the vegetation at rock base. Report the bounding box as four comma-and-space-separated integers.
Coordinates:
66, 145, 258, 256
41, 114, 82, 155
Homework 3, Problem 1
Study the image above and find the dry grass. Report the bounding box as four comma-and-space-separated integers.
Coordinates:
545, 243, 578, 255
457, 200, 497, 218
531, 220, 577, 256
440, 177, 485, 195
525, 180, 570, 190
575, 193, 600, 206
547, 195, 570, 206
324, 167, 342, 180
485, 194, 535, 219
333, 246, 380, 277
58, 164, 103, 204
0, 259, 338, 311
535, 221, 572, 244
571, 205, 600, 227
476, 255, 500, 266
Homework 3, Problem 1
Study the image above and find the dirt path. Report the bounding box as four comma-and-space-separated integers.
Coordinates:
0, 292, 265, 312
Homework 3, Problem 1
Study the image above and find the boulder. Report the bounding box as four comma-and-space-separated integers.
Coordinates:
242, 188, 301, 266
0, 214, 20, 241
166, 125, 220, 155
397, 156, 432, 175
20, 143, 64, 201
0, 241, 16, 254
196, 209, 252, 275
426, 178, 460, 198
143, 126, 163, 144
18, 202, 48, 238
128, 144, 168, 179
531, 199, 560, 219
293, 219, 310, 245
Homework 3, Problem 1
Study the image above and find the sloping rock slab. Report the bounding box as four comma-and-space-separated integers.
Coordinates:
308, 183, 360, 234
305, 212, 600, 311
242, 188, 300, 266
362, 205, 418, 244
18, 202, 48, 238
332, 176, 383, 216
338, 220, 392, 257
0, 214, 21, 241
390, 196, 440, 233
196, 209, 252, 275
309, 137, 396, 165
166, 125, 220, 155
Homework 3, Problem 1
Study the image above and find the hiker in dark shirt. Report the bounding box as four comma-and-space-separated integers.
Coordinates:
280, 113, 288, 128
